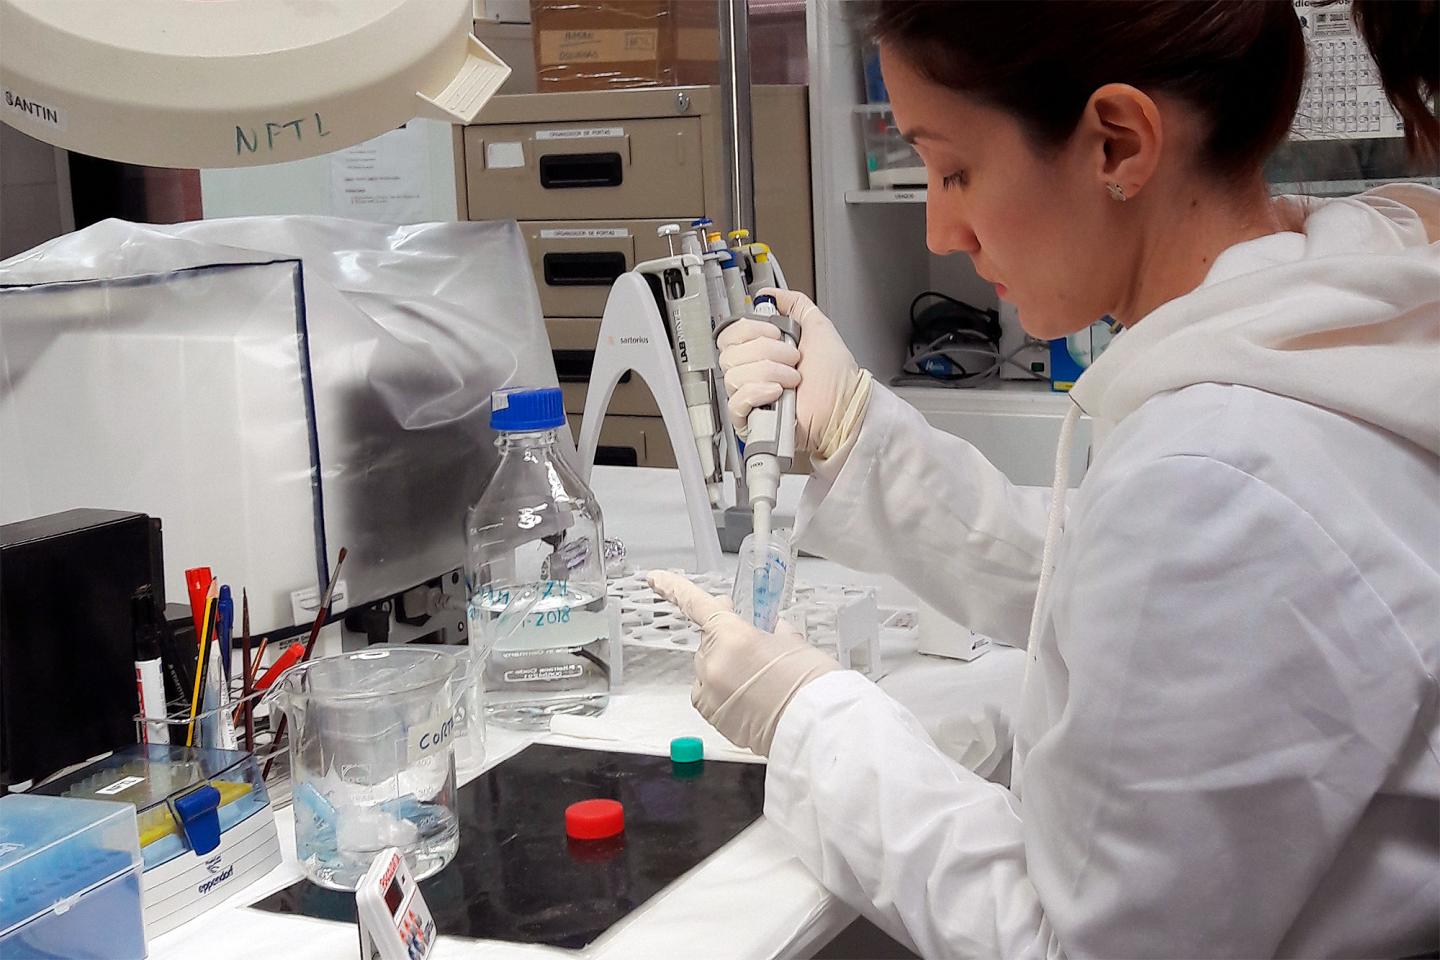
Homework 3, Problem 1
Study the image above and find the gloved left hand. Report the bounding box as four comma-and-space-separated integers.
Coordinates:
648, 570, 841, 756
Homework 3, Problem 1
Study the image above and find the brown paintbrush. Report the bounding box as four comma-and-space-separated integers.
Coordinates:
263, 547, 348, 778
240, 589, 255, 752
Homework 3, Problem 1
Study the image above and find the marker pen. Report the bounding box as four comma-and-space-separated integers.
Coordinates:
132, 587, 170, 745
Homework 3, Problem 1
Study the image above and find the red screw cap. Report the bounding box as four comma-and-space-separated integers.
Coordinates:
565, 799, 624, 840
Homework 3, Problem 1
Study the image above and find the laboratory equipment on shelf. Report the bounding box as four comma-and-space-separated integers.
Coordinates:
717, 294, 801, 627
268, 647, 464, 890
0, 0, 509, 168
858, 104, 928, 189
466, 387, 616, 727
636, 230, 726, 507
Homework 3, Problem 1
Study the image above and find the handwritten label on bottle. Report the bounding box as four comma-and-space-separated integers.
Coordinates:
407, 708, 459, 764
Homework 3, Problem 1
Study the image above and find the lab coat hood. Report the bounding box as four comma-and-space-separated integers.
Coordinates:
1069, 183, 1440, 454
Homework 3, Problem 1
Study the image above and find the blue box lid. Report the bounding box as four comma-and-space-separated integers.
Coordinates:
0, 794, 140, 935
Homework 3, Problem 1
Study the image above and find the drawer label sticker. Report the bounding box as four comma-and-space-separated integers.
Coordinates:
539, 228, 630, 239
485, 141, 525, 169
535, 126, 625, 142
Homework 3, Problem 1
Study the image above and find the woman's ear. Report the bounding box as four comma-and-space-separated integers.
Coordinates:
1078, 83, 1163, 201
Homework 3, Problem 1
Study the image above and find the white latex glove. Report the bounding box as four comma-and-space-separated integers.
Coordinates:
648, 569, 841, 756
717, 287, 873, 459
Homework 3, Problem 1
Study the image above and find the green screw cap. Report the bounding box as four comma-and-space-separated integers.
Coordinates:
670, 736, 704, 764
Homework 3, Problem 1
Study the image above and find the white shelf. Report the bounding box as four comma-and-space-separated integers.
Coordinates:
1269, 175, 1440, 197
845, 188, 928, 204
845, 177, 1440, 205
892, 380, 1073, 415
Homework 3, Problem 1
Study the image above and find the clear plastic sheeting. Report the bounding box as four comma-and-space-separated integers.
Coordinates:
0, 259, 321, 632
0, 217, 559, 633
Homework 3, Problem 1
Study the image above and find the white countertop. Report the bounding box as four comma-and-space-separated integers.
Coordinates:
148, 466, 1025, 960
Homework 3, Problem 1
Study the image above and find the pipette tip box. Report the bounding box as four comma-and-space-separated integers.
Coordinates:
0, 793, 147, 959
33, 744, 281, 938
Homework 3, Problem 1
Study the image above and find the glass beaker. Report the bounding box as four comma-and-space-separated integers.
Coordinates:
268, 647, 462, 890
368, 643, 486, 778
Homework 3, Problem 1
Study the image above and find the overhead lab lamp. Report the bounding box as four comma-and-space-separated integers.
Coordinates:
0, 0, 510, 168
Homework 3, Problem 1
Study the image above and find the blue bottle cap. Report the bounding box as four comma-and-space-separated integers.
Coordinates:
490, 387, 565, 431
670, 736, 704, 764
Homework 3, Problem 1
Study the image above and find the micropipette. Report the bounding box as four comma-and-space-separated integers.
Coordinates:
687, 218, 733, 330
739, 294, 796, 545
718, 250, 749, 318
727, 229, 779, 297
716, 294, 798, 625
636, 225, 726, 505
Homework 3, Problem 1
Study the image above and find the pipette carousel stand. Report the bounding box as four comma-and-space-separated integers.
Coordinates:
577, 272, 725, 573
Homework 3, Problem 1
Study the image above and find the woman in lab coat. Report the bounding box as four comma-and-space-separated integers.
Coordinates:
649, 2, 1440, 957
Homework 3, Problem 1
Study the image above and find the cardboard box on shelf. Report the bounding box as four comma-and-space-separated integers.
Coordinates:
672, 0, 721, 85
530, 0, 719, 92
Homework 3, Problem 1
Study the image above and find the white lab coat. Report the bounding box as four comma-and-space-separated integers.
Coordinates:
771, 186, 1440, 958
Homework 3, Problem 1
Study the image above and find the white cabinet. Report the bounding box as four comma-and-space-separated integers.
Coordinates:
893, 384, 1090, 489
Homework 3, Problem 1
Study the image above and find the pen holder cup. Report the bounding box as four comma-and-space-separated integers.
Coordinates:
135, 679, 283, 778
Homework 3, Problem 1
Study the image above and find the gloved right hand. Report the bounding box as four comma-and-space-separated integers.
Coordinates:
717, 288, 873, 460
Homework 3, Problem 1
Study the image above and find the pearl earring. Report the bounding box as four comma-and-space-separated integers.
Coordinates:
1106, 182, 1128, 202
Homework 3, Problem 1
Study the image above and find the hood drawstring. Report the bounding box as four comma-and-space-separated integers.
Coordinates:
1013, 399, 1084, 796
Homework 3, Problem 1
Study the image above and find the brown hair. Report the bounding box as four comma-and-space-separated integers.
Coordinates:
863, 0, 1440, 173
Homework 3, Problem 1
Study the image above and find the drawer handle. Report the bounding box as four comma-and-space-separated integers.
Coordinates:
640, 271, 678, 351
552, 349, 632, 385
539, 152, 624, 189
594, 445, 640, 467
543, 251, 627, 287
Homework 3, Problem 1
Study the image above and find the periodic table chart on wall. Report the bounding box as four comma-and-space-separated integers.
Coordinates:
1290, 0, 1405, 142
1267, 0, 1434, 191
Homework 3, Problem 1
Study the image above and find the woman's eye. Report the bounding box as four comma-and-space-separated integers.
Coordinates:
942, 171, 968, 190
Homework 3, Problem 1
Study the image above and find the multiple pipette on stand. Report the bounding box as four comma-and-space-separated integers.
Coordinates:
575, 220, 796, 626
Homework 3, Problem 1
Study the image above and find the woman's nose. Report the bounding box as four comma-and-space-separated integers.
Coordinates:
926, 206, 979, 257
